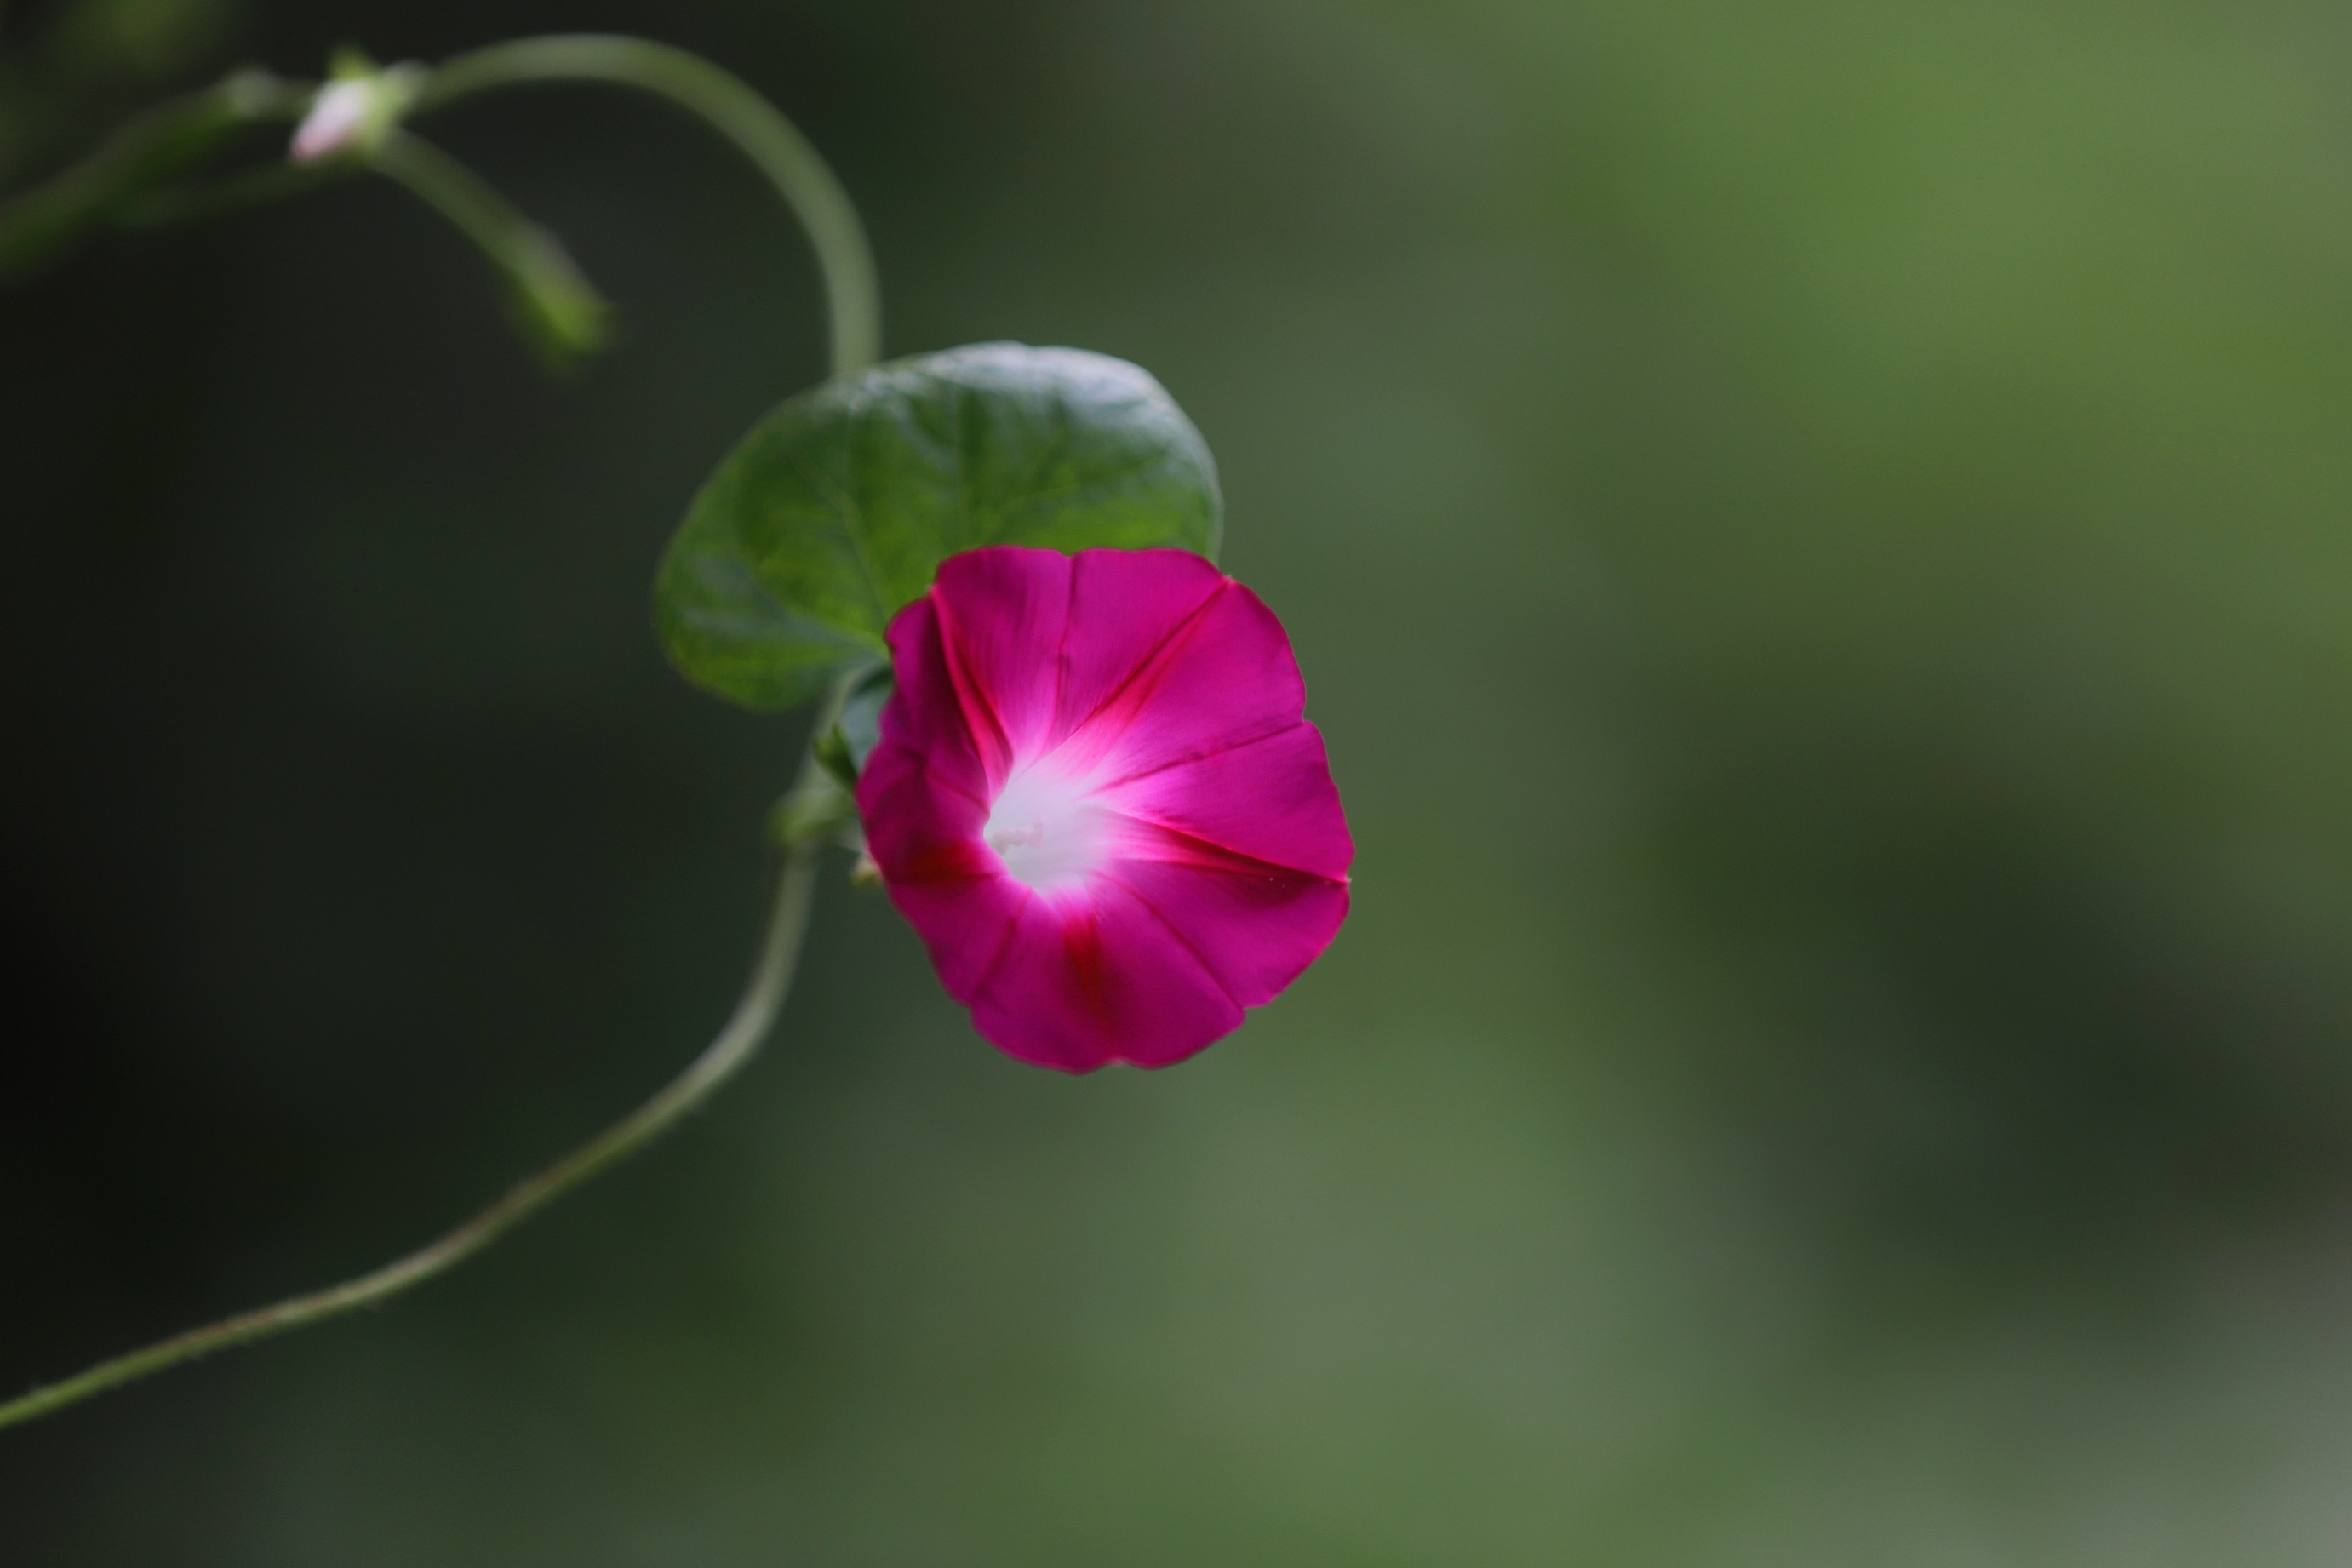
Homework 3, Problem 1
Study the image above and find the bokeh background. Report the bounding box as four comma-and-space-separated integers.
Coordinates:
10, 0, 2352, 1561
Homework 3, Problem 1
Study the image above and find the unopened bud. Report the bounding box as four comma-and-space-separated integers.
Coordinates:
289, 78, 375, 164
288, 63, 421, 166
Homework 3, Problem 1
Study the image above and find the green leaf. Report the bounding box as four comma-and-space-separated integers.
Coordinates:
813, 665, 895, 791
654, 342, 1222, 712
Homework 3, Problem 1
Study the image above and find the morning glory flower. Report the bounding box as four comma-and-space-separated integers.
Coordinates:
856, 546, 1352, 1071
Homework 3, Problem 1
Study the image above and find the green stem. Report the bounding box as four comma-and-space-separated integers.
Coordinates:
0, 802, 827, 1434
0, 38, 882, 1433
0, 68, 310, 278
369, 129, 537, 260
370, 129, 610, 365
415, 34, 881, 377
111, 157, 351, 230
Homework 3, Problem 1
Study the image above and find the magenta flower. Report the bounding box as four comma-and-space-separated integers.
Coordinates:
856, 546, 1353, 1072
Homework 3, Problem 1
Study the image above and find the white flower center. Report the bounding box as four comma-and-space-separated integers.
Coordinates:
983, 761, 1109, 894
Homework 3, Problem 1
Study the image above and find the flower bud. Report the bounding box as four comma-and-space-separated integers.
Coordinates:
287, 62, 421, 166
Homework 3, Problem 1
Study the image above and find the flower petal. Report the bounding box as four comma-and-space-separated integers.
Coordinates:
1048, 548, 1228, 745
1058, 575, 1308, 784
928, 547, 1073, 788
861, 758, 1011, 999
965, 880, 1244, 1071
869, 592, 990, 815
1101, 848, 1350, 1008
1098, 721, 1352, 880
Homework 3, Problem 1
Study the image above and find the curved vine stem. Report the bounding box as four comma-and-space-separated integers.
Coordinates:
0, 35, 882, 1433
0, 764, 832, 1434
3, 37, 882, 378
416, 34, 881, 376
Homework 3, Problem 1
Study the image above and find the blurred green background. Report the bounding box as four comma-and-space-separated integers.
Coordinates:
10, 0, 2352, 1561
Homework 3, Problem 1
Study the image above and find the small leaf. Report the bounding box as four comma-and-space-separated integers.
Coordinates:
812, 727, 858, 794
835, 664, 893, 772
655, 342, 1222, 712
814, 665, 893, 792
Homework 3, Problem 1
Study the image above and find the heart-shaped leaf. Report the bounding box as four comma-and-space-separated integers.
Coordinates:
654, 342, 1222, 712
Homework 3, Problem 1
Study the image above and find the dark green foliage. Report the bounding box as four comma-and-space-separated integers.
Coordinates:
653, 342, 1221, 712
